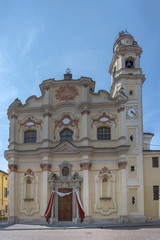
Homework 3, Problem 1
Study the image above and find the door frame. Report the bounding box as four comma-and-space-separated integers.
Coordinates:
48, 161, 82, 223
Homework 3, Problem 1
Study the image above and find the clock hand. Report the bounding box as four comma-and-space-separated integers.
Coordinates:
131, 110, 136, 115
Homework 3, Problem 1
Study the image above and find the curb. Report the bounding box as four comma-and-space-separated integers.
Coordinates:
0, 222, 160, 231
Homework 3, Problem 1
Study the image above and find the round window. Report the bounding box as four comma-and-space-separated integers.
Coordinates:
62, 166, 69, 176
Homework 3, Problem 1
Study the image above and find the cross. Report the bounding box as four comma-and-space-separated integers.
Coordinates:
66, 68, 71, 74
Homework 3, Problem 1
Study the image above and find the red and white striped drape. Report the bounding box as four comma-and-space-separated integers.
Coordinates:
44, 191, 54, 222
44, 190, 85, 223
75, 190, 85, 222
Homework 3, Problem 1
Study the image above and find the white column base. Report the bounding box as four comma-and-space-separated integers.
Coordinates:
8, 216, 17, 224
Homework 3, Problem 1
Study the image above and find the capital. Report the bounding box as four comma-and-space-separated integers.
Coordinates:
80, 162, 91, 170
81, 110, 90, 115
11, 115, 18, 120
118, 162, 127, 169
8, 164, 18, 172
40, 163, 51, 171
43, 112, 52, 118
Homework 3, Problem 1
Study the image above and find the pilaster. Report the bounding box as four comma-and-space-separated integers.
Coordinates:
80, 161, 91, 222
44, 86, 50, 105
40, 162, 51, 223
43, 112, 52, 147
83, 85, 89, 102
118, 160, 127, 216
10, 114, 17, 148
8, 163, 18, 224
81, 109, 90, 145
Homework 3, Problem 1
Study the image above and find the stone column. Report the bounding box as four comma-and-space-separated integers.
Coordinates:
8, 163, 18, 224
43, 112, 52, 147
80, 162, 91, 223
81, 110, 90, 145
40, 162, 51, 223
118, 160, 127, 222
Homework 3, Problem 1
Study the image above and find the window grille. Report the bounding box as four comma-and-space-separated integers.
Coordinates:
60, 129, 73, 141
24, 130, 36, 143
97, 127, 111, 140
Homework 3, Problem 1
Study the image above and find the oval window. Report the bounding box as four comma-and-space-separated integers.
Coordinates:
62, 166, 69, 177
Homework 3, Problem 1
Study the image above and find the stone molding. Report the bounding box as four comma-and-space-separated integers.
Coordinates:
8, 164, 18, 172
94, 169, 116, 215
80, 163, 91, 170
59, 161, 72, 181
40, 163, 51, 171
20, 171, 39, 216
118, 162, 127, 169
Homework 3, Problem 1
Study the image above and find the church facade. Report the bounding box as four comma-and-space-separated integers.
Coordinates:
5, 32, 160, 224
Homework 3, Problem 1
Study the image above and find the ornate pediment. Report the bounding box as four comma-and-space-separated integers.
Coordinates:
19, 116, 42, 130
54, 141, 79, 153
91, 112, 116, 127
54, 113, 79, 140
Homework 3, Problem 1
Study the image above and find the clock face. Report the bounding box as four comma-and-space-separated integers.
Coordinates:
126, 106, 137, 119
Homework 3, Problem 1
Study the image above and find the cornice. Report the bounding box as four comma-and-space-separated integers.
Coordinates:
39, 77, 95, 94
110, 73, 145, 96
5, 142, 130, 159
143, 150, 160, 156
7, 97, 128, 118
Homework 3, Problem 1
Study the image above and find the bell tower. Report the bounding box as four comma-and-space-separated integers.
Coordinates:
109, 31, 145, 97
109, 31, 146, 222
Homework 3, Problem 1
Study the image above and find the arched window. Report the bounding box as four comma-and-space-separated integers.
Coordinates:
97, 127, 111, 140
60, 128, 73, 141
24, 130, 36, 143
125, 57, 134, 68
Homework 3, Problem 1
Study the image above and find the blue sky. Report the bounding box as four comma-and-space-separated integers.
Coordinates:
1, 0, 160, 172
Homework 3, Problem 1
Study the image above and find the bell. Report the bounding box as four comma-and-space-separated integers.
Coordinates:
126, 60, 133, 68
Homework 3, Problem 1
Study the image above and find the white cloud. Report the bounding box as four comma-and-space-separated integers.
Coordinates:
21, 29, 37, 58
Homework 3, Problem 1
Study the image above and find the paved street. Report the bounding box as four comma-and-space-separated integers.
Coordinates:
1, 226, 160, 240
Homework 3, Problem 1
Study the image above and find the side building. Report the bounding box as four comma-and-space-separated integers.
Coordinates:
0, 170, 8, 220
5, 32, 160, 224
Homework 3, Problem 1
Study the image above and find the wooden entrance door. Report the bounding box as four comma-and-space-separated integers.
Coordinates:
58, 188, 72, 221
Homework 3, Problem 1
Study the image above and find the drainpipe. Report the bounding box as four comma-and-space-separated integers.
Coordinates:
2, 174, 5, 205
